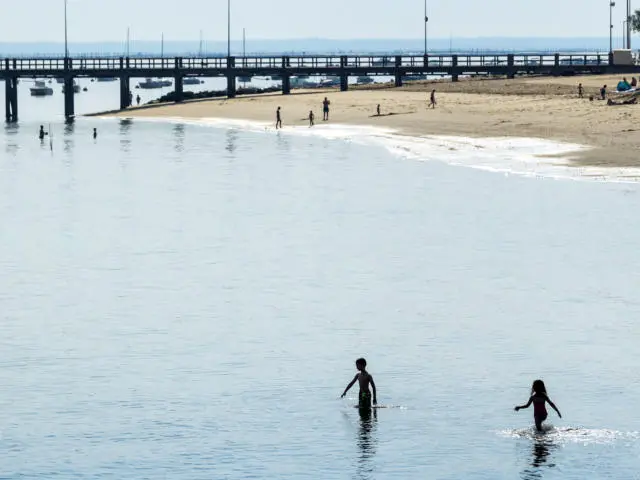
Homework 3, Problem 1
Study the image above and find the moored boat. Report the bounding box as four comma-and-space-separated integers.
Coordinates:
30, 80, 54, 96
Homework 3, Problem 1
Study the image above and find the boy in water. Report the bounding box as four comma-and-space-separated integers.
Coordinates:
341, 358, 377, 409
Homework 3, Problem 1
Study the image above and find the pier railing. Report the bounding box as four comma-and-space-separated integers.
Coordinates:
1, 53, 613, 73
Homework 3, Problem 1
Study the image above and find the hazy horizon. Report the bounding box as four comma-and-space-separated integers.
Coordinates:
0, 36, 628, 56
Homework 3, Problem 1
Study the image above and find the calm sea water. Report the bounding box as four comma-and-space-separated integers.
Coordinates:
2, 113, 640, 479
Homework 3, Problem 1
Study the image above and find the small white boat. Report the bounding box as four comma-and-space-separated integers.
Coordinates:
320, 77, 340, 87
97, 77, 118, 82
182, 77, 203, 85
30, 80, 54, 96
138, 78, 173, 89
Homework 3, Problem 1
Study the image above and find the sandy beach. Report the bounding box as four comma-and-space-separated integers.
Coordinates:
110, 74, 640, 167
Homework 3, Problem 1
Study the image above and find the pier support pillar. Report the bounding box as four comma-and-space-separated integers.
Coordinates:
5, 76, 18, 122
174, 57, 184, 103
119, 76, 131, 109
282, 74, 291, 95
339, 55, 348, 91
174, 76, 184, 103
394, 55, 403, 87
507, 54, 515, 79
227, 75, 237, 98
64, 77, 75, 121
340, 73, 348, 91
451, 55, 459, 82
227, 56, 236, 98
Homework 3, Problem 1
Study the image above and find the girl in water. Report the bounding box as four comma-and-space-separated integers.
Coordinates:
514, 379, 562, 431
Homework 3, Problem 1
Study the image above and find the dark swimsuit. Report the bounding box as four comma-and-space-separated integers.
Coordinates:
359, 390, 372, 409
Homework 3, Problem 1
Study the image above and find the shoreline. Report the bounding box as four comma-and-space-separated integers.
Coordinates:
98, 114, 640, 183
101, 74, 640, 172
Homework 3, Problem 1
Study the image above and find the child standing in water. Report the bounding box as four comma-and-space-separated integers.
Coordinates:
341, 358, 377, 409
514, 379, 561, 431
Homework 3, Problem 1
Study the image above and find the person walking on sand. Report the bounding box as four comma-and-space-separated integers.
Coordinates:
600, 85, 607, 100
514, 379, 561, 432
578, 83, 584, 98
276, 106, 282, 129
309, 110, 315, 127
429, 89, 436, 109
341, 357, 377, 410
376, 104, 381, 116
322, 97, 330, 121
136, 94, 141, 106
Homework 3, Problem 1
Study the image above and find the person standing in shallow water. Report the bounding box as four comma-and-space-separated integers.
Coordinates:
341, 358, 377, 409
276, 106, 282, 129
38, 125, 47, 140
93, 128, 97, 140
514, 379, 561, 431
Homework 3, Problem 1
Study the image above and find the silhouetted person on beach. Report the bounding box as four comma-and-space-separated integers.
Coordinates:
600, 85, 607, 100
341, 358, 377, 410
578, 83, 583, 98
376, 104, 381, 116
93, 128, 97, 140
309, 110, 315, 127
136, 94, 141, 106
129, 91, 133, 106
276, 106, 282, 129
323, 97, 330, 121
429, 89, 436, 109
38, 125, 46, 140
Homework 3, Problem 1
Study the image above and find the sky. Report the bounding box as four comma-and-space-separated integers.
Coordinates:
0, 0, 634, 43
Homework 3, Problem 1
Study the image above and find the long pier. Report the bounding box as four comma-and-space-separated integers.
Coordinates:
2, 52, 636, 122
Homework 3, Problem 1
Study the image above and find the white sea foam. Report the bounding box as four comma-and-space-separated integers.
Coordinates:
498, 426, 640, 445
106, 115, 640, 183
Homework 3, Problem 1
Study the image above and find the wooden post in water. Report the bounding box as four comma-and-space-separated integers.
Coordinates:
119, 75, 130, 109
5, 75, 18, 122
63, 58, 75, 121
